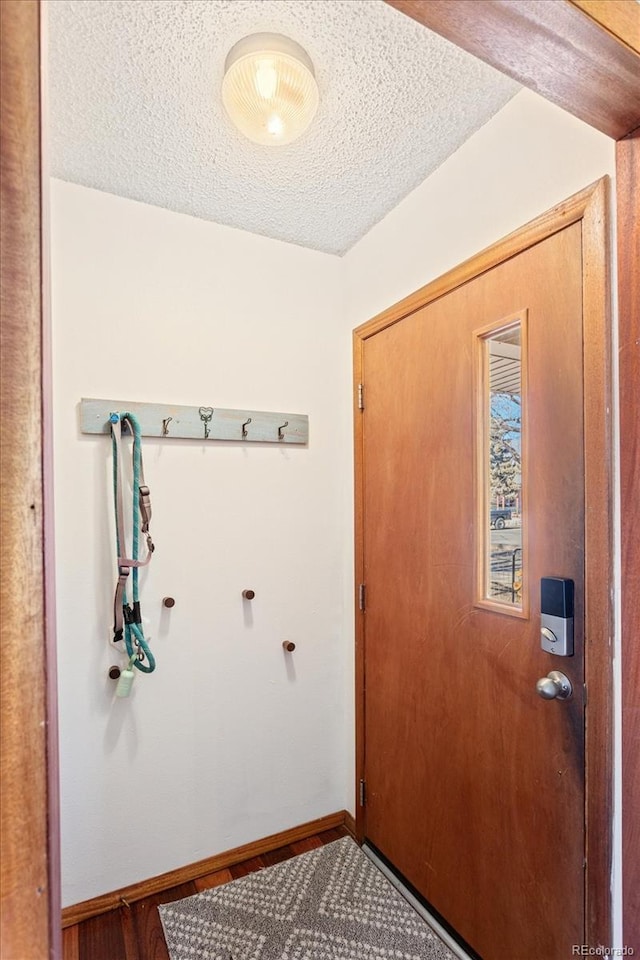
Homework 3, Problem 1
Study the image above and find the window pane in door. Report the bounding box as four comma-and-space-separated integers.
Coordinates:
481, 321, 524, 608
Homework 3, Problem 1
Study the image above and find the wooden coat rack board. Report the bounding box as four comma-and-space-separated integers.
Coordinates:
80, 398, 309, 444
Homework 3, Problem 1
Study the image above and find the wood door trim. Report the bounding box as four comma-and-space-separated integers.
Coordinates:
384, 0, 640, 140
0, 2, 51, 959
580, 180, 614, 946
354, 179, 612, 946
353, 337, 366, 844
618, 130, 640, 952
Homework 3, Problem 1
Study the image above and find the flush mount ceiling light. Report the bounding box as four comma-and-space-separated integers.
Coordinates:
222, 33, 319, 146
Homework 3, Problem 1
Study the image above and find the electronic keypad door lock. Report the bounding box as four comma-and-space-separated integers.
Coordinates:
540, 577, 574, 656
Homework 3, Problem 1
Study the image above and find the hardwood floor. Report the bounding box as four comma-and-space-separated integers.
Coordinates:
62, 826, 349, 960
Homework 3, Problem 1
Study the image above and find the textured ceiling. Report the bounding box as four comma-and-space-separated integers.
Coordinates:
47, 0, 519, 255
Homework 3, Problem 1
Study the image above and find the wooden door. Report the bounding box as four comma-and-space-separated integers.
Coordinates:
360, 223, 587, 960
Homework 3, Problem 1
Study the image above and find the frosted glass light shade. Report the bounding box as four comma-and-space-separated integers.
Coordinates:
222, 34, 319, 146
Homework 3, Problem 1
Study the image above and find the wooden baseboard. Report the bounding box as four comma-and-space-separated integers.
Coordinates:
61, 810, 350, 928
344, 810, 356, 838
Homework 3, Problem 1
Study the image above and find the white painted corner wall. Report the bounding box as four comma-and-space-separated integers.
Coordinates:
51, 181, 350, 907
52, 88, 620, 924
344, 88, 616, 324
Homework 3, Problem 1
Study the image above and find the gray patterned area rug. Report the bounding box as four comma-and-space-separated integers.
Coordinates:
159, 837, 456, 960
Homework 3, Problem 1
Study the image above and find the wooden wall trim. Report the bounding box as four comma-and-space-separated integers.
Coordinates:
384, 0, 640, 140
61, 810, 351, 928
343, 810, 357, 839
0, 3, 50, 959
353, 334, 365, 844
618, 130, 640, 954
580, 179, 614, 949
353, 180, 613, 945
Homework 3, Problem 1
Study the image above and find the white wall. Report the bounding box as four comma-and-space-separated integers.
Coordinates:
345, 88, 615, 323
51, 180, 350, 906
343, 87, 620, 942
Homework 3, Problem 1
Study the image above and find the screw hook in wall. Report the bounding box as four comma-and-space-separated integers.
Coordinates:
162, 416, 173, 436
242, 417, 252, 438
278, 421, 289, 440
199, 406, 214, 440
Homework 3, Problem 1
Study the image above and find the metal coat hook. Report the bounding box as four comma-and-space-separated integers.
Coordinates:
110, 412, 130, 434
198, 406, 214, 439
278, 420, 289, 440
162, 416, 173, 436
242, 417, 252, 438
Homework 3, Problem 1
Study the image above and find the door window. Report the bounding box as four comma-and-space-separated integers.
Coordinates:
476, 315, 527, 615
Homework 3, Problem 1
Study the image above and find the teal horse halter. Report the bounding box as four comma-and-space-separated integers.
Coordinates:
110, 412, 156, 673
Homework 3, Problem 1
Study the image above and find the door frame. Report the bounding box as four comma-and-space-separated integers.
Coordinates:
354, 179, 612, 947
0, 3, 55, 959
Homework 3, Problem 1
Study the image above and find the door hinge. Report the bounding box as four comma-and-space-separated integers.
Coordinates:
359, 583, 366, 611
359, 778, 367, 807
358, 383, 364, 410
